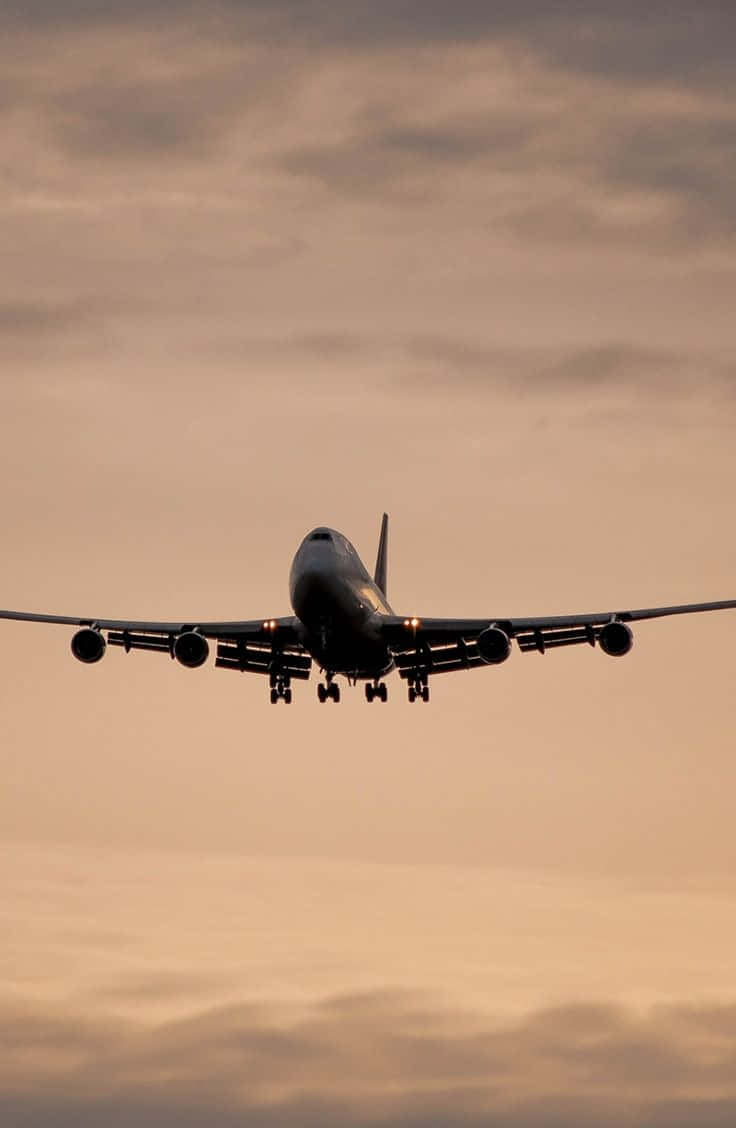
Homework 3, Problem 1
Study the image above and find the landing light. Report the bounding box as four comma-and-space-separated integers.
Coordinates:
404, 618, 420, 629
263, 619, 278, 631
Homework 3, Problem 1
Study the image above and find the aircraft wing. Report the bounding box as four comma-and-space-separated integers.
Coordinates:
380, 598, 736, 678
0, 608, 311, 679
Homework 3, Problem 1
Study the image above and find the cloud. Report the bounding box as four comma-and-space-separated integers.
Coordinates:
288, 90, 736, 249
197, 333, 736, 425
85, 969, 235, 1005
3, 990, 736, 1126
3, 2, 735, 255
0, 298, 116, 363
271, 64, 736, 249
1, 39, 299, 166
5, 2, 735, 85
51, 79, 226, 159
279, 109, 542, 202
0, 297, 152, 364
597, 114, 736, 243
392, 339, 735, 399
0, 299, 96, 336
5, 5, 735, 109
511, 344, 734, 394
394, 342, 736, 434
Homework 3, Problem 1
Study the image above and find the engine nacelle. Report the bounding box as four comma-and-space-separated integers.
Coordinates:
71, 627, 106, 664
476, 626, 512, 665
598, 621, 633, 657
173, 631, 209, 668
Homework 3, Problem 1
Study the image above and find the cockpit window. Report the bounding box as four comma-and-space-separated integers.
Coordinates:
310, 532, 333, 542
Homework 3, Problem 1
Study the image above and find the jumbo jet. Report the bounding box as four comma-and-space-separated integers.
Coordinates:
2, 514, 736, 704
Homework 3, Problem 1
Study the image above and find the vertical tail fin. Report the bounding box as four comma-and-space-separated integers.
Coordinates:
374, 513, 389, 598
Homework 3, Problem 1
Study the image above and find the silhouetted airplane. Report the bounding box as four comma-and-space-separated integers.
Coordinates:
2, 514, 735, 703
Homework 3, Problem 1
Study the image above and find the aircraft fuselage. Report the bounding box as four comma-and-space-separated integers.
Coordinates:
289, 527, 394, 679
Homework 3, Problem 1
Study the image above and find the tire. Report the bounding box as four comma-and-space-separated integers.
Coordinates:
380, 684, 388, 703
317, 684, 327, 703
284, 689, 292, 704
331, 684, 341, 703
365, 684, 374, 702
421, 686, 430, 703
270, 688, 278, 704
408, 687, 416, 703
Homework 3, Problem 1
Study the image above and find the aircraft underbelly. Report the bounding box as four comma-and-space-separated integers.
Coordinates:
291, 567, 392, 677
308, 634, 392, 678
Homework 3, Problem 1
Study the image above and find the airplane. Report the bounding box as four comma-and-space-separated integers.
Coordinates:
2, 513, 736, 704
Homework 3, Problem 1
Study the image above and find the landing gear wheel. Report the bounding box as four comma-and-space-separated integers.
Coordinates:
270, 688, 279, 704
379, 683, 388, 703
318, 679, 340, 702
283, 688, 292, 704
421, 686, 430, 703
408, 687, 416, 703
365, 684, 375, 703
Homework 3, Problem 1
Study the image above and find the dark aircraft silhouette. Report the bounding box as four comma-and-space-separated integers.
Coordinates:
2, 514, 736, 703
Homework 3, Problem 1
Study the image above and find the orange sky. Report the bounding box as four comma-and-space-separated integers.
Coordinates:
2, 3, 736, 1123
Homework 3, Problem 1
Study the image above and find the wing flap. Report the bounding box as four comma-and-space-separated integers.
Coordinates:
515, 626, 596, 653
392, 639, 486, 677
216, 642, 312, 680
396, 656, 485, 679
108, 631, 172, 654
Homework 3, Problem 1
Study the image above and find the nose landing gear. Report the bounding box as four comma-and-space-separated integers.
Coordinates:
365, 681, 388, 703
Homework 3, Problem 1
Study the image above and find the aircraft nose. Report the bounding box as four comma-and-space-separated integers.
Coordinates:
291, 561, 333, 623
294, 563, 326, 597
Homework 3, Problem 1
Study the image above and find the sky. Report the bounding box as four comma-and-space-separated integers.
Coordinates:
2, 2, 736, 1123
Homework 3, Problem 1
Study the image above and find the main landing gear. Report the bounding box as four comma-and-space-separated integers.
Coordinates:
317, 679, 340, 703
407, 672, 430, 703
365, 681, 388, 703
269, 673, 292, 704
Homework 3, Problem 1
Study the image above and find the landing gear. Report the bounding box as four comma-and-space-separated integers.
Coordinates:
269, 675, 292, 704
407, 673, 430, 703
317, 679, 340, 703
365, 681, 388, 703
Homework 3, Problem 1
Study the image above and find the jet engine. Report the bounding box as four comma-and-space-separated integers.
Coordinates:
173, 631, 210, 668
598, 621, 633, 657
476, 625, 512, 665
71, 627, 106, 664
